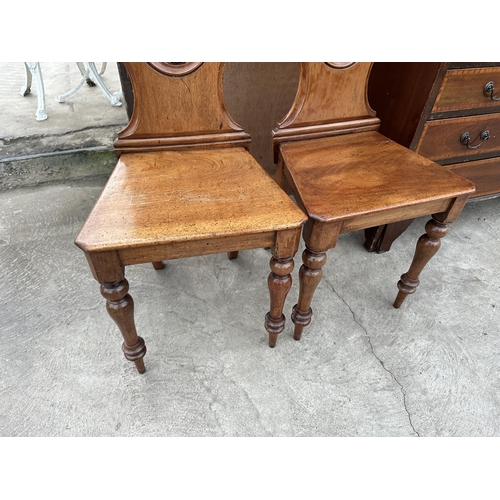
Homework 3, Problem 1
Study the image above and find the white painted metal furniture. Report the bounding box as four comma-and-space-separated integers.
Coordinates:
58, 62, 122, 107
21, 62, 47, 121
21, 62, 123, 121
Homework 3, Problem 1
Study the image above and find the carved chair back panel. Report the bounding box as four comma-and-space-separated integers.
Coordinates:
115, 63, 249, 153
272, 63, 380, 158
278, 62, 376, 129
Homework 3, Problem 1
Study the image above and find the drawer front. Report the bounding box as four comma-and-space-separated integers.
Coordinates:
446, 156, 500, 198
416, 113, 500, 162
432, 67, 500, 113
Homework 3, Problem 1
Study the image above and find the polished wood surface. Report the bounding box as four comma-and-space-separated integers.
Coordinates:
279, 131, 474, 224
100, 278, 146, 374
76, 148, 305, 252
266, 257, 294, 347
274, 62, 475, 341
446, 156, 500, 198
291, 248, 327, 341
114, 63, 250, 155
365, 62, 500, 253
433, 67, 500, 113
416, 113, 500, 162
76, 62, 306, 373
394, 219, 449, 308
368, 62, 444, 148
272, 62, 380, 160
118, 62, 301, 176
278, 62, 375, 128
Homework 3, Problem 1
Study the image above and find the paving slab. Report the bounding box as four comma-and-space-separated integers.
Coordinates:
0, 62, 128, 189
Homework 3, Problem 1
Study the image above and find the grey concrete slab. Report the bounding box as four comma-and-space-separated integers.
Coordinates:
0, 62, 127, 141
1, 176, 499, 436
0, 62, 127, 189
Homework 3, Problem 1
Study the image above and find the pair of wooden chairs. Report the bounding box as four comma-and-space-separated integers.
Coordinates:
75, 63, 475, 373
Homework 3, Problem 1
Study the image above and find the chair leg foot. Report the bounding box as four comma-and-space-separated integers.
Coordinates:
152, 261, 164, 270
265, 313, 284, 347
394, 274, 420, 308
100, 279, 147, 373
122, 337, 147, 374
393, 217, 449, 308
134, 358, 146, 374
227, 251, 239, 260
293, 324, 304, 341
291, 304, 313, 340
265, 257, 294, 347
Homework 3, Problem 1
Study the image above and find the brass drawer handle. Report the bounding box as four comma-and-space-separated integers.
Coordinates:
484, 81, 500, 101
460, 130, 490, 149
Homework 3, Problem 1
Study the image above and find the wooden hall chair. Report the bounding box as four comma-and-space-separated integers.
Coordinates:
75, 63, 306, 373
272, 62, 476, 341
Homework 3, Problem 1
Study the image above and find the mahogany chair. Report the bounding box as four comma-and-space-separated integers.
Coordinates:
75, 63, 306, 373
272, 62, 476, 341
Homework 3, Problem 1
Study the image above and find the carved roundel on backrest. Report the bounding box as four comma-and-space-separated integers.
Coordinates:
325, 62, 356, 69
147, 62, 204, 77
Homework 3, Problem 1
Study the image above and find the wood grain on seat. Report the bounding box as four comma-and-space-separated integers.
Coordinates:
76, 148, 304, 252
280, 131, 475, 223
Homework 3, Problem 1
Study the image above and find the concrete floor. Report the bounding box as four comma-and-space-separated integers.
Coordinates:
1, 63, 500, 437
2, 178, 499, 437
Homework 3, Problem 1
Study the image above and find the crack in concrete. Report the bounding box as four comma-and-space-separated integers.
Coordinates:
323, 276, 420, 437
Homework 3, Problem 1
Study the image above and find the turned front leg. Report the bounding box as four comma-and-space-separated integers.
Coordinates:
265, 257, 294, 348
291, 248, 327, 341
100, 279, 147, 373
394, 218, 449, 308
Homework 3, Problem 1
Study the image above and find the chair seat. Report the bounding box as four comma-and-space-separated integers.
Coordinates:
280, 131, 476, 224
76, 147, 306, 252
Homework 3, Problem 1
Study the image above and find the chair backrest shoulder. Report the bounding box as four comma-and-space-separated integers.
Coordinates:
272, 62, 381, 160
114, 63, 250, 156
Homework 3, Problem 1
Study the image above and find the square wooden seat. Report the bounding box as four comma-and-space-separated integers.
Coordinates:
76, 148, 305, 256
75, 63, 306, 373
273, 63, 476, 341
279, 131, 474, 228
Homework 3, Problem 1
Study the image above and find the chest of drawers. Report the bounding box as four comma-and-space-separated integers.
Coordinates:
365, 62, 500, 252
